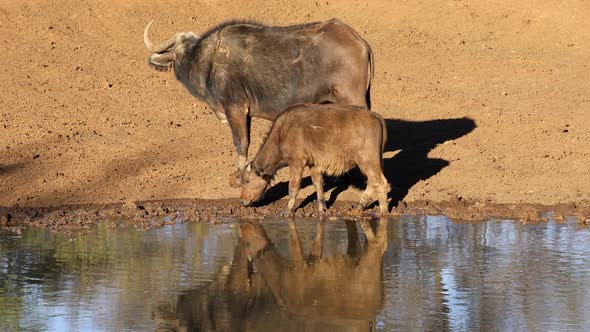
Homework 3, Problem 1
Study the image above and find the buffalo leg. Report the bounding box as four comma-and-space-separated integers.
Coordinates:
285, 164, 305, 215
310, 166, 327, 214
226, 106, 251, 187
333, 84, 369, 109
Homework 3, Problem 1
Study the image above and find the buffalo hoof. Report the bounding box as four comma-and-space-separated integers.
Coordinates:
378, 208, 389, 216
229, 171, 243, 188
317, 208, 330, 218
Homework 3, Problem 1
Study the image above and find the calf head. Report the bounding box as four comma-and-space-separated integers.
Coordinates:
144, 20, 199, 72
240, 165, 270, 206
239, 223, 271, 257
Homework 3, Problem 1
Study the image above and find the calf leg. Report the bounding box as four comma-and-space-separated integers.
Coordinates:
364, 172, 390, 215
226, 106, 251, 188
358, 186, 374, 211
287, 220, 306, 302
345, 220, 362, 259
310, 166, 327, 214
285, 164, 305, 215
357, 164, 375, 210
288, 220, 305, 268
360, 220, 376, 242
358, 162, 390, 214
376, 174, 390, 214
309, 220, 325, 262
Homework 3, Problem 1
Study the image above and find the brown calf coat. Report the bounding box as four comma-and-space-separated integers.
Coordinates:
240, 103, 390, 214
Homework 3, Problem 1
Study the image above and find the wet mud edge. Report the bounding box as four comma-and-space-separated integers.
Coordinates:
1, 197, 590, 233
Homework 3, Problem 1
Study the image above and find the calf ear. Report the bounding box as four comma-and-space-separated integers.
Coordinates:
229, 171, 243, 188
245, 163, 252, 172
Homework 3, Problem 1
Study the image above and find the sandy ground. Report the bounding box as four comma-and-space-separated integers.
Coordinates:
1, 0, 589, 223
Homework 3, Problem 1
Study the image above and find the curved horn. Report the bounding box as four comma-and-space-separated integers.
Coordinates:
143, 20, 156, 51
155, 34, 183, 53
144, 20, 183, 53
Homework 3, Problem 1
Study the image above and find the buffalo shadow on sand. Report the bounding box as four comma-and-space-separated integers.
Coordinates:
255, 117, 477, 210
0, 163, 25, 176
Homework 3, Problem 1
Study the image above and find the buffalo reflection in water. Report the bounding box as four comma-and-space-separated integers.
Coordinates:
154, 218, 389, 332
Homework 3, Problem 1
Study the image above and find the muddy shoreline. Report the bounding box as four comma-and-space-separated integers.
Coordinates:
2, 198, 589, 234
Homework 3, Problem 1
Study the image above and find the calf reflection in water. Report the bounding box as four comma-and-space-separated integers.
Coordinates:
153, 218, 389, 331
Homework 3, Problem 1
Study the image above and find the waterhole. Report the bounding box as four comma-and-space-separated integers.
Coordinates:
1, 216, 589, 331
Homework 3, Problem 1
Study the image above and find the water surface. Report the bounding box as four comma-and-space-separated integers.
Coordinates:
1, 216, 589, 331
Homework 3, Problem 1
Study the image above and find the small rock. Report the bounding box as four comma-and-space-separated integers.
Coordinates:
3, 227, 22, 235
552, 213, 565, 221
0, 212, 11, 227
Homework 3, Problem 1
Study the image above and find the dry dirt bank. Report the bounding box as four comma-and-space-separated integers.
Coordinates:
1, 0, 589, 225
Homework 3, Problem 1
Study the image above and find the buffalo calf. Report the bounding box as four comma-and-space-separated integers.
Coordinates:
240, 104, 390, 215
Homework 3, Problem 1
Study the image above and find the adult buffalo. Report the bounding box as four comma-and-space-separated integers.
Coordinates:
144, 19, 374, 186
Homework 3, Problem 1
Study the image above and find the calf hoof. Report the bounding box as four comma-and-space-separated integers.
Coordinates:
229, 171, 242, 188
356, 203, 368, 212
317, 202, 327, 215
280, 210, 295, 219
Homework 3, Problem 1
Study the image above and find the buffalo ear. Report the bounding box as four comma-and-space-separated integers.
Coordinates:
145, 29, 199, 73
245, 163, 252, 172
148, 52, 176, 72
